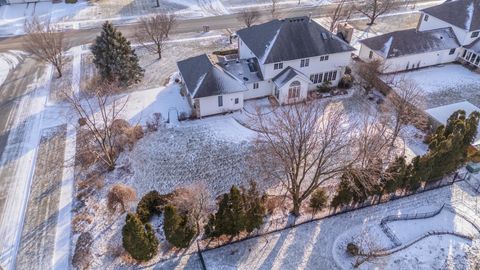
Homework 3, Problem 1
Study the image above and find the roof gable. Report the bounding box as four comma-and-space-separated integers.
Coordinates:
359, 28, 460, 58
422, 0, 480, 31
272, 67, 310, 88
237, 17, 355, 64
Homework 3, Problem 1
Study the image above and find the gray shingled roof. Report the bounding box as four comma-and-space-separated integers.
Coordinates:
236, 16, 355, 64
359, 28, 460, 59
421, 0, 480, 31
272, 67, 310, 88
177, 54, 247, 98
465, 37, 480, 52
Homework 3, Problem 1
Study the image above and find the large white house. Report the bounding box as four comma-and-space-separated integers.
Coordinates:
177, 16, 355, 118
359, 0, 480, 73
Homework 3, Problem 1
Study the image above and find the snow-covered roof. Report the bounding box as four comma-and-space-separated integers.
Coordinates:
272, 67, 310, 88
177, 54, 248, 99
236, 16, 355, 64
426, 101, 480, 145
359, 27, 460, 59
216, 56, 264, 84
465, 37, 480, 53
421, 0, 480, 32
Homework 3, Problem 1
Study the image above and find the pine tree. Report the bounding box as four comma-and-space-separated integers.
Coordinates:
309, 188, 328, 216
217, 186, 246, 236
243, 182, 266, 233
331, 178, 353, 208
122, 213, 158, 261
163, 205, 196, 248
91, 21, 144, 86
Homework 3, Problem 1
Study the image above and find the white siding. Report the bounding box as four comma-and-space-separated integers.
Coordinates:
197, 92, 244, 117
359, 44, 385, 62
359, 43, 458, 73
238, 38, 256, 60
243, 81, 273, 100
382, 49, 458, 73
262, 52, 352, 82
418, 13, 469, 45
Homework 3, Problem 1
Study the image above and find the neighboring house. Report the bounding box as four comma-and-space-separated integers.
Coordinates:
177, 16, 355, 118
359, 0, 480, 73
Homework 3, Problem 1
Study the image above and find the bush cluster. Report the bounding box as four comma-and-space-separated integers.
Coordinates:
136, 190, 171, 223
332, 110, 480, 207
205, 182, 266, 237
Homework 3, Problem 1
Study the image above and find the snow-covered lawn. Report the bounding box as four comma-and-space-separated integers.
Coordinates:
122, 83, 192, 125
193, 181, 480, 270
383, 64, 480, 109
80, 33, 234, 93
0, 51, 23, 88
112, 116, 261, 197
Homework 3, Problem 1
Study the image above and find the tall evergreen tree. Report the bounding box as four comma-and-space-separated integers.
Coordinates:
122, 213, 158, 261
309, 188, 328, 216
216, 186, 246, 236
205, 184, 267, 237
243, 182, 266, 233
91, 21, 144, 86
163, 205, 196, 248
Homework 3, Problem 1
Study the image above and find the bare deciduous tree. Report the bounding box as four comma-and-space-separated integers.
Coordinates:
24, 17, 67, 78
253, 102, 354, 216
355, 60, 384, 94
355, 0, 396, 25
172, 182, 213, 234
160, 13, 176, 38
238, 9, 261, 28
345, 112, 393, 197
271, 0, 280, 19
384, 78, 424, 146
63, 81, 128, 171
136, 13, 176, 59
329, 0, 353, 32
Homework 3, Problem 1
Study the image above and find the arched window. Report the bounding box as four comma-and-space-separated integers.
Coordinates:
288, 81, 301, 99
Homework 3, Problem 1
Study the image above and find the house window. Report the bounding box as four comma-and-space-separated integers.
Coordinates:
466, 52, 472, 60
310, 73, 323, 84
424, 14, 429, 21
320, 55, 329, 61
300, 58, 310, 67
463, 50, 468, 58
472, 31, 479, 38
322, 71, 337, 82
288, 81, 301, 99
475, 56, 480, 66
449, 48, 456, 55
218, 96, 223, 107
274, 62, 283, 70
369, 51, 373, 59
234, 98, 239, 104
253, 82, 259, 89
471, 53, 478, 63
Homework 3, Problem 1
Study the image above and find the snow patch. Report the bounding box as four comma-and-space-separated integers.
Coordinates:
0, 51, 23, 87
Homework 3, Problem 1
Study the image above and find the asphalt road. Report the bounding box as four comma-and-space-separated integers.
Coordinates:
0, 0, 436, 52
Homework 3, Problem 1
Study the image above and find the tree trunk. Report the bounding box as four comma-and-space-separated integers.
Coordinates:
156, 0, 159, 7
367, 17, 375, 25
291, 197, 301, 216
55, 64, 62, 78
157, 45, 162, 60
